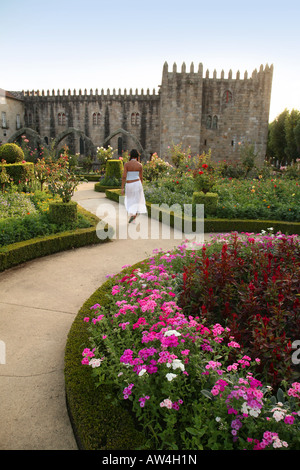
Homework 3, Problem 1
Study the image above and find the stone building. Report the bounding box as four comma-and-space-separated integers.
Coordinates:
1, 61, 273, 164
0, 89, 24, 145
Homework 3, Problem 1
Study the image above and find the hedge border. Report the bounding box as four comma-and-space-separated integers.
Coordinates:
105, 188, 300, 236
64, 262, 148, 450
95, 182, 121, 192
0, 206, 114, 272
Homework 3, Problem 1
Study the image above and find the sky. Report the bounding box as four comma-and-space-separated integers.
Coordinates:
1, 0, 299, 122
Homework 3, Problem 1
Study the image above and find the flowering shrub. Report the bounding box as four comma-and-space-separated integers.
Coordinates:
143, 153, 173, 181
96, 145, 116, 167
0, 191, 37, 219
47, 153, 84, 203
34, 158, 52, 191
143, 173, 300, 221
179, 232, 300, 388
81, 240, 300, 450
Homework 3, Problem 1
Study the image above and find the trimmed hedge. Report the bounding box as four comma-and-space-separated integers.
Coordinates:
64, 264, 147, 450
0, 143, 24, 163
48, 201, 78, 224
0, 206, 114, 272
95, 183, 121, 192
2, 162, 34, 186
192, 191, 218, 215
105, 189, 300, 236
77, 174, 101, 181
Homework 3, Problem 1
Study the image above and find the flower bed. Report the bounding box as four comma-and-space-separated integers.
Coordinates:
75, 234, 300, 450
0, 190, 92, 247
143, 176, 300, 221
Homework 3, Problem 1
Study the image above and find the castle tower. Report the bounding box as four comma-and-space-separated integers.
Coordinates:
159, 62, 273, 164
159, 61, 204, 158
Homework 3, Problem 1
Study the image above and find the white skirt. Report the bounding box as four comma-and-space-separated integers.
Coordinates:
125, 180, 147, 214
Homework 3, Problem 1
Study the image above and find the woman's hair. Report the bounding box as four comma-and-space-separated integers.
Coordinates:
129, 149, 139, 160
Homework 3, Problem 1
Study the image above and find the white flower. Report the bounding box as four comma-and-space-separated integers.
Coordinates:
273, 410, 285, 421
89, 358, 102, 368
171, 359, 185, 371
249, 409, 260, 417
215, 417, 221, 422
166, 373, 177, 382
164, 329, 181, 337
138, 368, 147, 377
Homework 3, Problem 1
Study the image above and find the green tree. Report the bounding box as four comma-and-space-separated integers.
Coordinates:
268, 109, 289, 165
284, 109, 300, 163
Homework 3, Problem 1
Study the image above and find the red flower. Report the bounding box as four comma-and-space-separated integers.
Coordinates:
202, 163, 208, 169
198, 171, 204, 175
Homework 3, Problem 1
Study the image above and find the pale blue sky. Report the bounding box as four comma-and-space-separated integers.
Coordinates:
1, 0, 299, 121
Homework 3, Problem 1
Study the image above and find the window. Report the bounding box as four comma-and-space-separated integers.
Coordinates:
212, 115, 218, 129
16, 114, 21, 130
206, 115, 212, 129
1, 112, 7, 128
131, 112, 140, 126
223, 90, 232, 104
93, 112, 101, 125
58, 113, 66, 126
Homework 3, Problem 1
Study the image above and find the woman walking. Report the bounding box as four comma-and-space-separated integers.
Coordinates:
121, 149, 147, 223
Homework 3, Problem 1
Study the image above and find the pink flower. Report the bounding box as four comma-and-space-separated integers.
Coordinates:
284, 415, 295, 425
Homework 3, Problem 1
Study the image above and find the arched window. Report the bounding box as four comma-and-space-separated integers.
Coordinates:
93, 112, 101, 125
223, 90, 232, 104
131, 112, 140, 126
58, 113, 66, 125
206, 115, 212, 129
212, 115, 218, 129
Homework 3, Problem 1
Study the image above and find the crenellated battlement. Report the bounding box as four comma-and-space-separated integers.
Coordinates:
162, 61, 273, 81
8, 60, 272, 165
22, 87, 158, 99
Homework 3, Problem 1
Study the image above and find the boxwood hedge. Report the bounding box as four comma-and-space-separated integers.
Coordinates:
64, 264, 147, 450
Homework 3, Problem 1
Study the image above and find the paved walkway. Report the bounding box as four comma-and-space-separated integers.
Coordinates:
0, 182, 216, 450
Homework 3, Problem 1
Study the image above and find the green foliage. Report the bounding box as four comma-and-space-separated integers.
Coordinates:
167, 142, 186, 168
267, 108, 300, 165
1, 161, 34, 190
64, 270, 147, 450
0, 166, 11, 192
48, 201, 78, 225
100, 159, 123, 187
96, 145, 116, 167
192, 191, 218, 215
47, 153, 85, 203
0, 143, 24, 163
0, 205, 109, 272
239, 142, 258, 176
143, 153, 173, 181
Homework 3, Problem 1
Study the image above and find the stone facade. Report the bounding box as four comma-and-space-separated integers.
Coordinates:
4, 61, 273, 164
0, 89, 24, 144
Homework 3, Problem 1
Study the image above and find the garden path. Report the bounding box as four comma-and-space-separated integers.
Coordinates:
0, 182, 216, 450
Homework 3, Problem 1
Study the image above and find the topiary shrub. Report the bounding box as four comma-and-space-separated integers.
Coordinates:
3, 162, 34, 187
100, 159, 123, 187
0, 143, 25, 164
48, 201, 78, 225
192, 191, 218, 215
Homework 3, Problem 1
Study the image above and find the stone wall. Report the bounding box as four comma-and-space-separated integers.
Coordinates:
9, 61, 273, 164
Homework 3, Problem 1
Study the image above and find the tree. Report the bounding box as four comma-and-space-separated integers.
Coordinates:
285, 109, 300, 163
268, 109, 289, 165
267, 109, 300, 166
